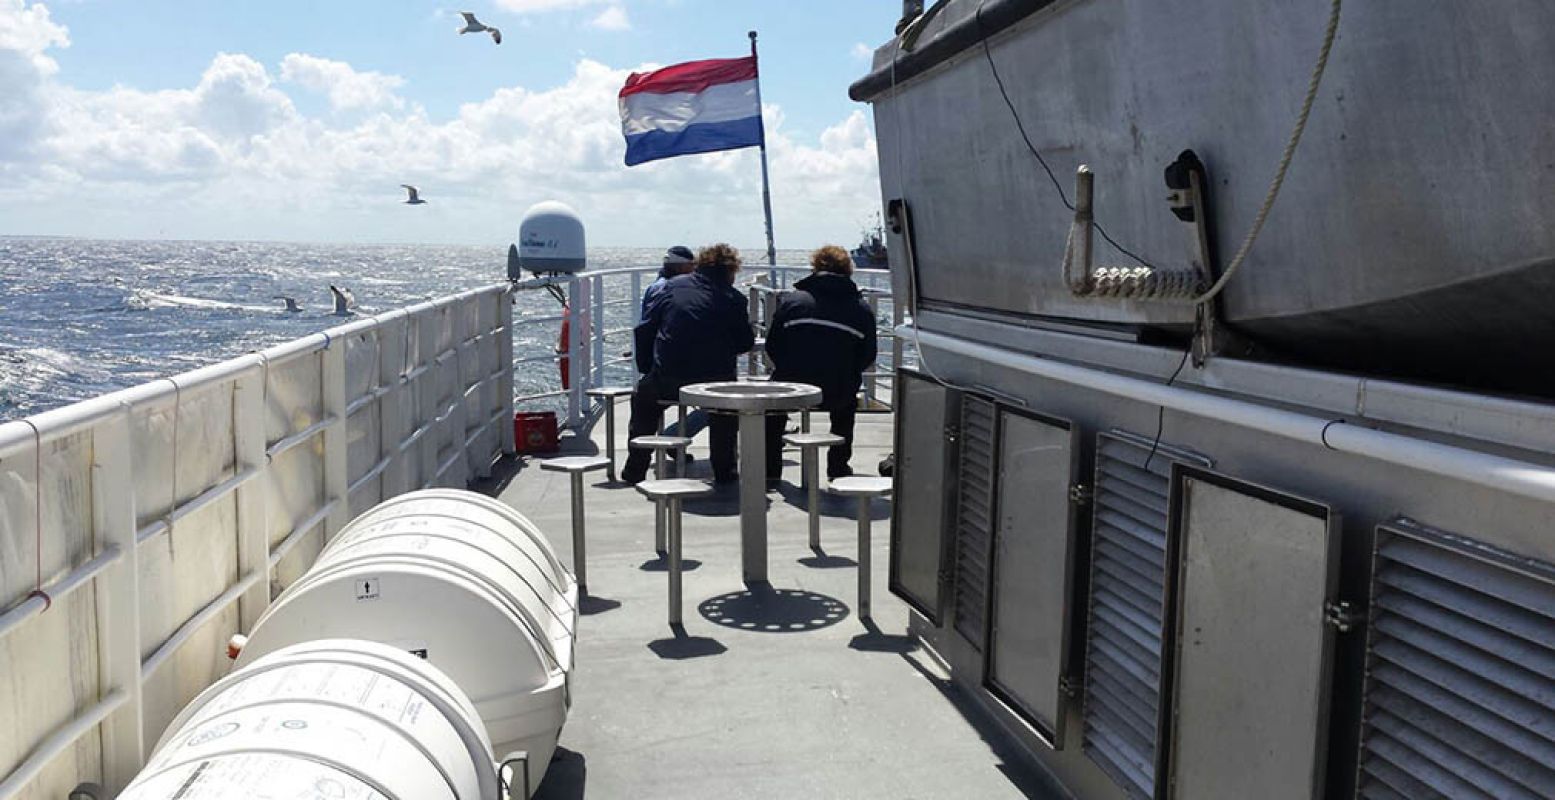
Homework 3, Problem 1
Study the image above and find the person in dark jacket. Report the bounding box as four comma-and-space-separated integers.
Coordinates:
638, 246, 708, 444
764, 245, 878, 480
623, 243, 755, 484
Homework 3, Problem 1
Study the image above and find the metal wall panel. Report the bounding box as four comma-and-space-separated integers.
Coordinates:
889, 369, 959, 623
953, 395, 996, 648
1080, 431, 1209, 799
985, 408, 1078, 746
1165, 468, 1338, 800
1357, 519, 1555, 799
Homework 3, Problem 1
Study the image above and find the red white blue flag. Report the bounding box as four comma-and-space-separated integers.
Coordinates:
618, 56, 764, 167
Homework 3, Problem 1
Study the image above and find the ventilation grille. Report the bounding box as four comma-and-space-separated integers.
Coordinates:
1081, 432, 1208, 799
1358, 521, 1555, 800
952, 395, 996, 649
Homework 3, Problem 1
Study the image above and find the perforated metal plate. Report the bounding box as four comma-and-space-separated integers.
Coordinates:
1357, 519, 1555, 799
953, 395, 996, 648
888, 369, 960, 624
1165, 468, 1339, 800
984, 407, 1079, 747
1080, 431, 1209, 799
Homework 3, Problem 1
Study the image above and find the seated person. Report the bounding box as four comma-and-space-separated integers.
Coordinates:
623, 244, 755, 484
638, 246, 708, 442
763, 245, 877, 480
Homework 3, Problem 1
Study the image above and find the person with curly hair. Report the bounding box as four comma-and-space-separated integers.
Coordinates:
624, 243, 755, 484
763, 245, 877, 480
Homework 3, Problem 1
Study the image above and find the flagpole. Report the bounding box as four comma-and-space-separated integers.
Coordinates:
749, 30, 778, 285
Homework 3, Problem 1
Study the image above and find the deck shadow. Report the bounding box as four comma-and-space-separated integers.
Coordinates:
469, 454, 527, 497
638, 556, 702, 572
797, 547, 857, 569
532, 746, 586, 799
697, 583, 850, 633
848, 618, 918, 654
647, 624, 727, 660
681, 487, 765, 518
578, 595, 622, 615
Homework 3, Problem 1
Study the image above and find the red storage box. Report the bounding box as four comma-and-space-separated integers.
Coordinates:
514, 411, 559, 454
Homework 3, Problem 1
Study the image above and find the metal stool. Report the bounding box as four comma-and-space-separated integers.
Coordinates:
783, 431, 845, 549
629, 434, 691, 553
828, 477, 893, 621
540, 455, 610, 596
636, 479, 714, 627
586, 386, 634, 481
657, 399, 690, 438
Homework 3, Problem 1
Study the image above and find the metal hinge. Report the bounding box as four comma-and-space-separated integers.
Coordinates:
944, 424, 960, 445
1059, 674, 1081, 698
1324, 600, 1359, 633
1068, 483, 1093, 506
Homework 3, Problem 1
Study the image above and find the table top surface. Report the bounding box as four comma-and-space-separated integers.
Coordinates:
680, 380, 821, 412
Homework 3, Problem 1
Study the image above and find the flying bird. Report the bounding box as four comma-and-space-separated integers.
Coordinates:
274, 295, 302, 313
401, 184, 426, 205
458, 11, 501, 44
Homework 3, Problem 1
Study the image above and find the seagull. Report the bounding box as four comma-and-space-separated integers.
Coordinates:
401, 184, 426, 205
273, 295, 302, 313
329, 285, 356, 316
458, 11, 501, 44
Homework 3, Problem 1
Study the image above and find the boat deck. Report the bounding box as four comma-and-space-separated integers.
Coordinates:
486, 402, 1050, 799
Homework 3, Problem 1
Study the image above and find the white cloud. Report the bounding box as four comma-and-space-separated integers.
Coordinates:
0, 1, 882, 246
495, 0, 606, 12
850, 42, 872, 61
588, 6, 629, 31
280, 54, 405, 112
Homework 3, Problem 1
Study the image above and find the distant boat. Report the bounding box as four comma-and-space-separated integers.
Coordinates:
850, 223, 888, 270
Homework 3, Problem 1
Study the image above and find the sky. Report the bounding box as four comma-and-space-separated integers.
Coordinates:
0, 1, 899, 248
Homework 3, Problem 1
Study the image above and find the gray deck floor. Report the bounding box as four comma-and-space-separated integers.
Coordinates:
487, 402, 1050, 799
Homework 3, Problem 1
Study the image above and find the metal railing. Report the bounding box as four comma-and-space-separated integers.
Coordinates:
0, 284, 515, 798
511, 265, 902, 427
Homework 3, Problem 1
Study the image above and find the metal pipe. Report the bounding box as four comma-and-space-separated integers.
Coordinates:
806, 450, 821, 549
265, 415, 339, 461
135, 466, 263, 545
570, 472, 587, 595
914, 329, 1555, 505
857, 496, 872, 620
141, 570, 266, 678
0, 689, 129, 800
0, 545, 123, 641
269, 501, 337, 568
668, 497, 683, 627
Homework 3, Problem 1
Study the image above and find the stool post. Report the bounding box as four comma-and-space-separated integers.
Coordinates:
857, 496, 871, 620
570, 471, 588, 595
654, 496, 667, 556
805, 450, 821, 549
802, 409, 811, 433
603, 402, 617, 481
653, 447, 666, 480
668, 497, 683, 627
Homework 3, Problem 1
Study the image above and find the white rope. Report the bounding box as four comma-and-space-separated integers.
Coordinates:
1194, 0, 1343, 305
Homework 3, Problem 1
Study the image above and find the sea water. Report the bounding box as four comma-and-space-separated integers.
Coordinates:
0, 237, 814, 421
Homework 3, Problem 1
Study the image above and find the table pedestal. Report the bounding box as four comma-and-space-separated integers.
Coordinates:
737, 411, 767, 583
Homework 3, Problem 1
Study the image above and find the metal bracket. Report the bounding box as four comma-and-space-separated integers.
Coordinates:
1068, 483, 1093, 506
1324, 600, 1359, 633
1059, 674, 1081, 698
944, 423, 960, 445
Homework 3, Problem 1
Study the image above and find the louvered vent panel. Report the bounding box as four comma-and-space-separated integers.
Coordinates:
952, 395, 996, 648
1081, 432, 1208, 799
1357, 522, 1555, 800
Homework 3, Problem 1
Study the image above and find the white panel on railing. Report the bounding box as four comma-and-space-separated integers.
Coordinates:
264, 352, 323, 445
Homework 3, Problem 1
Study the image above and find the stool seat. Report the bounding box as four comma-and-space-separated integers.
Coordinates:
783, 432, 844, 447
636, 479, 714, 500
631, 435, 692, 450
539, 455, 611, 473
587, 386, 635, 398
829, 476, 893, 497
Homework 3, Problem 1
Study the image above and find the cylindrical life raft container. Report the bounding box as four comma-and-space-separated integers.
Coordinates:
234, 489, 577, 795
119, 640, 497, 799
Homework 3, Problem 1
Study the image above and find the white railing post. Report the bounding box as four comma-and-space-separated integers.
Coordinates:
499, 290, 517, 455
321, 342, 349, 538
233, 367, 270, 629
630, 272, 643, 322
866, 294, 881, 408
91, 407, 144, 792
591, 275, 605, 389
566, 276, 586, 429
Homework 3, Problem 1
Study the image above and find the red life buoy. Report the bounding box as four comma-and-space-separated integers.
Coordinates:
557, 305, 571, 390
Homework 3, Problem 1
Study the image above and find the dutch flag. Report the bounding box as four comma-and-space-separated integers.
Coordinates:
618, 56, 765, 167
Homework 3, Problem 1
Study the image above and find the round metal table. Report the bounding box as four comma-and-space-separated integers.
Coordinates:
680, 380, 821, 584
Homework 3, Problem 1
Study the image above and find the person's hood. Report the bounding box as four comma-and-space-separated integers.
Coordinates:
795, 271, 859, 297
